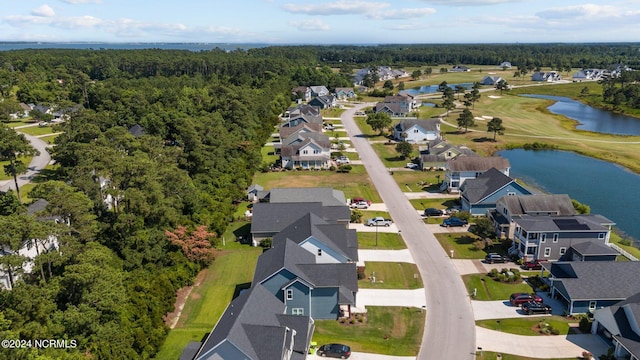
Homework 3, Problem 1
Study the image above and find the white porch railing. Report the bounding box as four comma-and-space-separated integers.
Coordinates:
609, 243, 638, 261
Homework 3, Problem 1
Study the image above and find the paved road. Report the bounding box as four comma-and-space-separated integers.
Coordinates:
341, 105, 476, 360
0, 132, 51, 193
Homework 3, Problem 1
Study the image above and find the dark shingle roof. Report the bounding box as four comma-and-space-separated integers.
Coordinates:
447, 156, 510, 172
570, 241, 619, 256
128, 124, 146, 137
251, 202, 324, 234
296, 263, 358, 304
253, 238, 316, 285
550, 262, 640, 301
27, 199, 49, 216
278, 123, 322, 139
596, 292, 640, 358
512, 214, 613, 232
395, 119, 439, 133
268, 188, 346, 207
499, 194, 576, 216
460, 167, 516, 203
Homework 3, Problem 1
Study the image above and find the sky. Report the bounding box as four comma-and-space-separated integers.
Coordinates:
0, 0, 639, 44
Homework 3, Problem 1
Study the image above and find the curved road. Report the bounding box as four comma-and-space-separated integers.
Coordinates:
341, 105, 475, 360
0, 131, 51, 193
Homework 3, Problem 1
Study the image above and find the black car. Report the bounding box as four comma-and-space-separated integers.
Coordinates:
484, 253, 508, 264
317, 343, 351, 359
522, 301, 552, 315
424, 208, 444, 216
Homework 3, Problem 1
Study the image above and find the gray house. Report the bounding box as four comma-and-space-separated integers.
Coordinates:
442, 156, 510, 193
545, 262, 640, 314
253, 238, 358, 319
480, 76, 503, 86
566, 241, 619, 262
190, 284, 315, 360
592, 292, 640, 360
309, 95, 337, 109
460, 168, 532, 216
273, 212, 358, 264
510, 214, 615, 262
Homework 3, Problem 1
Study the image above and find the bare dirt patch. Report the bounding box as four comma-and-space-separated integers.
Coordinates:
164, 268, 208, 329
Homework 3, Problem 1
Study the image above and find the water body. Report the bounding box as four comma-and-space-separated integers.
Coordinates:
0, 42, 267, 52
497, 149, 640, 241
401, 82, 474, 96
521, 94, 640, 136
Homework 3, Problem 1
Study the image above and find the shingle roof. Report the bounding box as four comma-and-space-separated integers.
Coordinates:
251, 202, 325, 234
27, 199, 49, 216
296, 263, 358, 304
498, 194, 576, 216
460, 167, 516, 203
595, 292, 640, 358
512, 214, 613, 232
550, 262, 640, 301
268, 187, 346, 207
194, 284, 314, 360
253, 238, 316, 285
395, 119, 440, 133
278, 123, 322, 139
447, 156, 510, 172
128, 124, 146, 137
570, 241, 619, 256
375, 102, 406, 115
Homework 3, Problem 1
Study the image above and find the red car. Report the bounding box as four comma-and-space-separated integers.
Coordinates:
351, 197, 371, 206
521, 260, 545, 270
510, 293, 543, 306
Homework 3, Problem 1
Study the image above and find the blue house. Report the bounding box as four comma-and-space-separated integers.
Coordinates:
252, 239, 357, 319
460, 168, 531, 216
545, 262, 640, 315
592, 292, 640, 360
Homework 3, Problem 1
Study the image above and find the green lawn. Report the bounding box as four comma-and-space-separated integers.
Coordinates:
358, 262, 422, 289
476, 316, 573, 336
409, 197, 459, 211
357, 232, 406, 250
0, 156, 34, 180
435, 233, 506, 259
313, 306, 424, 356
463, 274, 534, 301
371, 143, 412, 168
260, 144, 279, 167
391, 170, 445, 192
609, 232, 640, 260
353, 116, 387, 141
253, 168, 382, 203
17, 125, 56, 136
154, 246, 262, 360
476, 351, 576, 360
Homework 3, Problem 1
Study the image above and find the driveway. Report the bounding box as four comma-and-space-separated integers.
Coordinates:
357, 289, 427, 308
309, 352, 415, 360
0, 132, 52, 193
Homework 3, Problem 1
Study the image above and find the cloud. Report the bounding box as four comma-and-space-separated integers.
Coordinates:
536, 4, 636, 19
31, 5, 56, 17
367, 8, 436, 20
289, 19, 330, 31
282, 0, 388, 15
419, 0, 522, 5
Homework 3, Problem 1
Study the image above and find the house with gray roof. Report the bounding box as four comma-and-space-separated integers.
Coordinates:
451, 65, 470, 72
309, 85, 330, 97
592, 291, 640, 360
268, 187, 347, 208
279, 133, 332, 170
190, 283, 314, 360
253, 238, 358, 320
480, 76, 503, 86
545, 261, 640, 314
443, 156, 510, 193
374, 94, 416, 117
532, 71, 561, 82
393, 119, 440, 143
278, 123, 323, 143
281, 113, 323, 128
489, 194, 576, 239
285, 104, 320, 119
273, 212, 358, 263
334, 87, 356, 100
309, 95, 337, 110
128, 124, 146, 137
418, 140, 476, 170
291, 86, 311, 101
566, 241, 618, 262
460, 168, 532, 216
511, 214, 615, 262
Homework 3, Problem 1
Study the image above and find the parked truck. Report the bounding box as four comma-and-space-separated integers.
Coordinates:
366, 217, 392, 227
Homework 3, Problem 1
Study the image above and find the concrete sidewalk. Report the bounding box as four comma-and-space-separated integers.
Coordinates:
475, 326, 609, 358
357, 249, 415, 266
357, 289, 427, 308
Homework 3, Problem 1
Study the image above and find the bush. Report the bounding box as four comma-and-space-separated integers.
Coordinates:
357, 266, 366, 280
619, 238, 632, 246
472, 240, 486, 251
260, 238, 272, 249
579, 316, 593, 333
489, 268, 499, 277
337, 165, 352, 173
329, 165, 336, 171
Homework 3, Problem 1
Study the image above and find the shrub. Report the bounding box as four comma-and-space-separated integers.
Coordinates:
337, 165, 352, 173
356, 266, 366, 280
472, 240, 486, 251
619, 238, 632, 246
329, 165, 336, 171
579, 316, 593, 333
489, 268, 499, 277
550, 328, 560, 335
260, 238, 272, 249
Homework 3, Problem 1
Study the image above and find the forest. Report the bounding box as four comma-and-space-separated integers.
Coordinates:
0, 43, 638, 359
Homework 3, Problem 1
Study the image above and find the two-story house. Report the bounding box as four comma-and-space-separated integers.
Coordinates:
334, 87, 356, 100
418, 140, 477, 170
393, 119, 441, 143
459, 168, 532, 216
442, 156, 510, 193
308, 95, 337, 110
374, 94, 417, 117
511, 214, 615, 262
279, 132, 331, 170
291, 86, 312, 101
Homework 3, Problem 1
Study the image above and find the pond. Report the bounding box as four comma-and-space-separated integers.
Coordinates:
401, 82, 474, 96
497, 149, 640, 242
521, 94, 640, 136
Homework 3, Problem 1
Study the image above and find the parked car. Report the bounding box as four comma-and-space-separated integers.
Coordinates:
424, 208, 444, 217
323, 123, 335, 130
441, 217, 468, 227
354, 111, 366, 116
366, 217, 392, 227
444, 207, 460, 215
351, 197, 371, 206
317, 343, 351, 359
335, 156, 350, 165
405, 162, 419, 169
521, 259, 545, 270
350, 201, 369, 209
484, 253, 508, 264
521, 301, 552, 315
510, 293, 543, 306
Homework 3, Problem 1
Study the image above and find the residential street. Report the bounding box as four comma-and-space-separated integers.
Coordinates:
0, 131, 51, 193
341, 105, 476, 360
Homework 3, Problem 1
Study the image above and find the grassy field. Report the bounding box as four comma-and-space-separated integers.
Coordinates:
0, 156, 34, 180
435, 233, 505, 259
154, 245, 262, 360
409, 197, 459, 211
253, 168, 382, 203
476, 316, 574, 336
371, 143, 412, 168
358, 262, 422, 289
357, 232, 406, 250
391, 170, 445, 192
463, 274, 534, 301
18, 125, 56, 136
609, 232, 640, 260
312, 306, 424, 356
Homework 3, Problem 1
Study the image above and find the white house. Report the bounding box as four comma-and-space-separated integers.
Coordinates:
442, 156, 510, 193
393, 119, 441, 142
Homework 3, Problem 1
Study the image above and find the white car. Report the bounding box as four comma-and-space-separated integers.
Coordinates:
335, 156, 350, 164
350, 201, 369, 209
405, 162, 419, 169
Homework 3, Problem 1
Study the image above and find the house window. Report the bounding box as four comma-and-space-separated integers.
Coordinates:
503, 208, 508, 215
286, 289, 293, 300
559, 247, 567, 255
544, 247, 551, 257
314, 149, 320, 154
507, 192, 516, 196
302, 150, 308, 154
553, 234, 559, 243
292, 308, 304, 316
317, 249, 322, 256
589, 301, 597, 311
598, 233, 605, 240
413, 129, 419, 133
540, 234, 546, 243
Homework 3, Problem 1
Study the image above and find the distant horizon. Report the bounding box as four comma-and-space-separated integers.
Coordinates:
2, 1, 639, 44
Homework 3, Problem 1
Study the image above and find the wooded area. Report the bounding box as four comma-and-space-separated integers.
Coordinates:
0, 43, 639, 359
